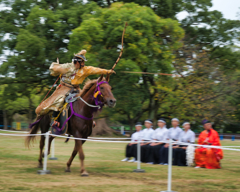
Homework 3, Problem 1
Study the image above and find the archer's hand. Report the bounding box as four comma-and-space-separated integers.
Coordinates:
109, 70, 116, 74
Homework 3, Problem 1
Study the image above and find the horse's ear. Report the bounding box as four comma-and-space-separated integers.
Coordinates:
106, 73, 110, 82
98, 74, 104, 82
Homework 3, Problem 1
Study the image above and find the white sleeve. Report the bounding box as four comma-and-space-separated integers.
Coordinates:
190, 132, 195, 143
131, 133, 135, 142
151, 130, 157, 140
162, 130, 169, 142
177, 129, 183, 141
178, 132, 183, 142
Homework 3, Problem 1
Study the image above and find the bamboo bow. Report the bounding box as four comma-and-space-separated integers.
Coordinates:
111, 22, 128, 71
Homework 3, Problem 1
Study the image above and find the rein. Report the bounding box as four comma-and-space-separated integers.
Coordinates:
51, 80, 109, 132
30, 80, 109, 131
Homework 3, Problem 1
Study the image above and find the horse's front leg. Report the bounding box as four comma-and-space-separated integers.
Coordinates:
79, 140, 88, 176
65, 139, 80, 172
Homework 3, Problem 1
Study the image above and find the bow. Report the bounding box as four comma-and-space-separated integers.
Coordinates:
111, 22, 128, 71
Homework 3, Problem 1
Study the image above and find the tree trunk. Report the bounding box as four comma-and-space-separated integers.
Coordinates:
3, 110, 8, 130
28, 97, 33, 125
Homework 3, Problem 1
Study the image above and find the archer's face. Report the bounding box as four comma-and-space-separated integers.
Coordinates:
81, 61, 85, 68
158, 122, 165, 128
135, 125, 142, 132
171, 120, 178, 127
204, 123, 212, 130
144, 122, 152, 128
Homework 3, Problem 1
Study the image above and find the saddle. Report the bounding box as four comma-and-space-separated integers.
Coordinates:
51, 89, 79, 135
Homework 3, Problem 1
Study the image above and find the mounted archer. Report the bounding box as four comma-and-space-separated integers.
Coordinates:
35, 50, 115, 128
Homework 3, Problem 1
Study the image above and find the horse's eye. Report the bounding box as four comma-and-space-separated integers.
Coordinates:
100, 87, 104, 90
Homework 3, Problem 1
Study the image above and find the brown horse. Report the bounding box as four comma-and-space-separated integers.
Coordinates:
25, 74, 116, 176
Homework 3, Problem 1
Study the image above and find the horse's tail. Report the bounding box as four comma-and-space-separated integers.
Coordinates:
25, 115, 43, 148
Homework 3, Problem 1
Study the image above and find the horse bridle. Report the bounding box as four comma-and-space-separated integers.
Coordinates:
93, 80, 109, 108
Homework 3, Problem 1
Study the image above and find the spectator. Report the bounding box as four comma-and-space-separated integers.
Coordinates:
140, 119, 154, 163
195, 120, 223, 169
147, 118, 169, 164
121, 122, 143, 162
173, 122, 195, 166
159, 118, 182, 165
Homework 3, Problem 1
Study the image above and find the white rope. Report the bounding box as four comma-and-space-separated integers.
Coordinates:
1, 131, 240, 151
77, 96, 101, 109
88, 136, 131, 140
0, 133, 45, 136
0, 129, 28, 133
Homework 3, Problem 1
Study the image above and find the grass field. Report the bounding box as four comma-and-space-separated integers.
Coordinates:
1, 132, 240, 192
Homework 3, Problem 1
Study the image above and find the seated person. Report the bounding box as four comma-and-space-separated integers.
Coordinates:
160, 118, 182, 165
147, 118, 169, 164
195, 120, 223, 169
172, 122, 195, 166
121, 122, 143, 162
140, 119, 154, 163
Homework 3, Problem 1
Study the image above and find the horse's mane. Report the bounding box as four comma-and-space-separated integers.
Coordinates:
80, 77, 106, 97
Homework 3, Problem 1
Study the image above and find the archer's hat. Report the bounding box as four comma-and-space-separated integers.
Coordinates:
145, 119, 153, 124
74, 50, 87, 61
202, 119, 211, 125
135, 122, 142, 126
158, 118, 166, 124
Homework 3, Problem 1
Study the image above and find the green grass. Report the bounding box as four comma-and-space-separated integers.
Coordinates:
1, 134, 240, 192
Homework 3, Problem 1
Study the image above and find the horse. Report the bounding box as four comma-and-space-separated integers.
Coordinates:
25, 74, 116, 176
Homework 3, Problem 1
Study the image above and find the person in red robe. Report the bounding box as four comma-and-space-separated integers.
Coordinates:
195, 120, 223, 169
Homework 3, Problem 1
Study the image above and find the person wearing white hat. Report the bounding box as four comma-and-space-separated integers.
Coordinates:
172, 122, 195, 166
139, 119, 155, 163
121, 122, 143, 162
159, 118, 183, 165
146, 118, 169, 164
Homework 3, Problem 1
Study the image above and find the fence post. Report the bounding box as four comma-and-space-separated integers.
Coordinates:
38, 131, 51, 175
49, 139, 58, 160
161, 139, 176, 192
121, 126, 125, 135
220, 135, 223, 140
133, 136, 145, 173
232, 135, 235, 141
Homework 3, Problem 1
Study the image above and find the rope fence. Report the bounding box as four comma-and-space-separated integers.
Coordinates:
1, 131, 240, 192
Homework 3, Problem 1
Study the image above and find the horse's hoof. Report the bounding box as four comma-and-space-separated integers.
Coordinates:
65, 169, 71, 172
81, 172, 89, 177
38, 164, 43, 168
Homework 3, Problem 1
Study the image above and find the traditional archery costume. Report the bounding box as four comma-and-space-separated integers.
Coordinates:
173, 122, 195, 166
195, 120, 223, 169
35, 50, 113, 117
121, 122, 143, 162
147, 118, 169, 164
140, 119, 155, 163
159, 118, 183, 165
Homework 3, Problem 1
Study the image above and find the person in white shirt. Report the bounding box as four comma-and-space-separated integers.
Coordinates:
160, 118, 183, 165
121, 122, 143, 162
140, 119, 154, 163
146, 118, 169, 164
173, 122, 195, 166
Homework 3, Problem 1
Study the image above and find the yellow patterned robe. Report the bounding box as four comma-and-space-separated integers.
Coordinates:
35, 62, 111, 115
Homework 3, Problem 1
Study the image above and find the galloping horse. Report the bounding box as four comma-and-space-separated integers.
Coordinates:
25, 74, 116, 176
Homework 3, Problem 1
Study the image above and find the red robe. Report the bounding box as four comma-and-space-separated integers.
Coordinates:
195, 129, 223, 169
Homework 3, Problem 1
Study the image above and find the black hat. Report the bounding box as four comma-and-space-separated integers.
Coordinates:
202, 119, 211, 125
135, 122, 142, 126
74, 50, 87, 61
158, 118, 166, 123
144, 119, 153, 124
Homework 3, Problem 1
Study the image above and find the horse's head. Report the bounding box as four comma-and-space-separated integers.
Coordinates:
94, 74, 116, 108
